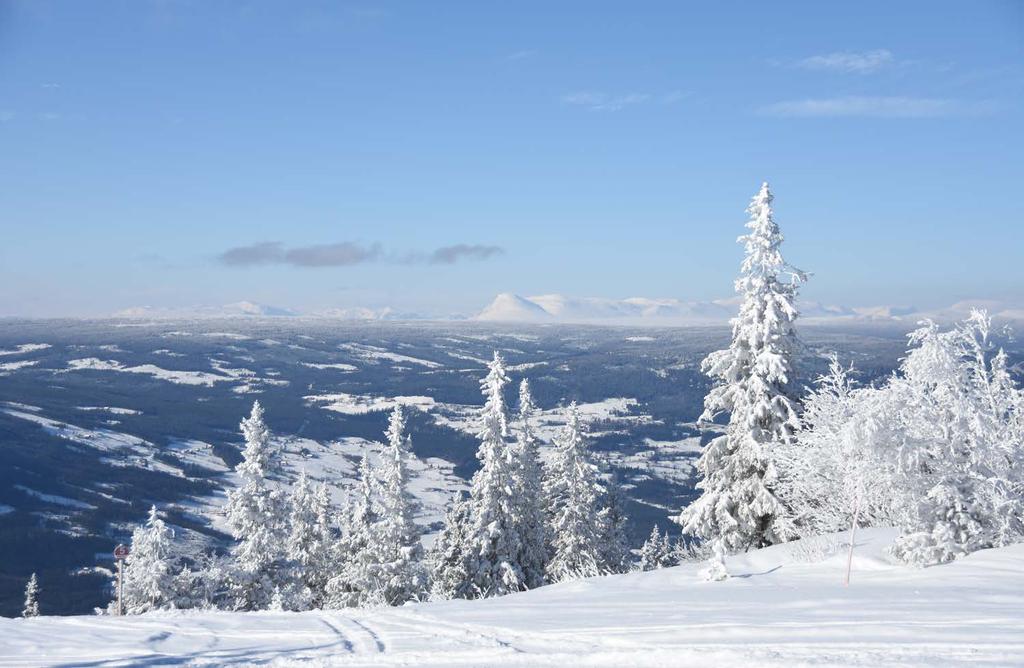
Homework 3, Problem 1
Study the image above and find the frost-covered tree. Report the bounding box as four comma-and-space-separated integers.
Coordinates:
364, 406, 426, 605
183, 552, 233, 611
777, 311, 1024, 567
463, 351, 526, 598
513, 379, 548, 588
22, 573, 39, 618
773, 356, 889, 538
122, 505, 177, 614
598, 473, 631, 574
545, 402, 604, 582
223, 401, 288, 610
325, 452, 379, 608
285, 472, 333, 609
429, 497, 472, 600
677, 182, 807, 554
637, 525, 673, 572
888, 312, 1024, 565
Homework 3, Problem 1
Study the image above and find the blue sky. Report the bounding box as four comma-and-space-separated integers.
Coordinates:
1, 0, 1021, 317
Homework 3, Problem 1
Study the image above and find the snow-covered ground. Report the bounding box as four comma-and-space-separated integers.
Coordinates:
4, 529, 1022, 667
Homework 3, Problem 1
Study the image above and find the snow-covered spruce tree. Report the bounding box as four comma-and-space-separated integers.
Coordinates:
122, 505, 177, 614
22, 573, 39, 618
462, 351, 527, 598
677, 182, 807, 554
223, 401, 288, 610
513, 379, 549, 588
637, 526, 673, 572
598, 473, 631, 574
544, 402, 605, 582
284, 471, 333, 610
429, 496, 472, 600
364, 406, 426, 605
325, 452, 380, 607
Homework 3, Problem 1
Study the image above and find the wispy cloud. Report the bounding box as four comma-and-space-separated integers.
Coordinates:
796, 49, 894, 74
219, 241, 504, 268
428, 244, 504, 265
503, 49, 537, 62
561, 91, 651, 112
759, 96, 995, 118
561, 90, 689, 112
0, 111, 14, 122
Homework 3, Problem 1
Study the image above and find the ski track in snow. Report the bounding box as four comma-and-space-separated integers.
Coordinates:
3, 530, 1022, 667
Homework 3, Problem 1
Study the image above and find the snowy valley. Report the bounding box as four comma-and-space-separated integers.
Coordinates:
2, 185, 1022, 668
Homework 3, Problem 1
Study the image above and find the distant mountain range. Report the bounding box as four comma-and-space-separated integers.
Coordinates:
112, 296, 1024, 326
474, 294, 1024, 326
113, 302, 431, 322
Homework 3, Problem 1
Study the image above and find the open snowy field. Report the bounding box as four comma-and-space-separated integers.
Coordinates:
3, 529, 1021, 667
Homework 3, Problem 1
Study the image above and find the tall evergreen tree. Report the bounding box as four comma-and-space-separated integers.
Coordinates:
598, 473, 631, 574
545, 402, 604, 582
285, 472, 333, 609
513, 379, 548, 588
677, 182, 807, 554
366, 406, 426, 605
429, 497, 472, 600
22, 573, 39, 618
224, 401, 287, 610
325, 452, 380, 607
462, 351, 526, 598
121, 505, 177, 614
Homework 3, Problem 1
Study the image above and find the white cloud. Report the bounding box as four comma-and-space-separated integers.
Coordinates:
561, 91, 651, 112
759, 96, 993, 118
797, 49, 894, 74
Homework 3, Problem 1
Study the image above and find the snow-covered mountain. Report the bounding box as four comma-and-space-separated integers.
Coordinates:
475, 293, 554, 322
111, 296, 1024, 326
114, 301, 300, 319
475, 293, 736, 325
474, 293, 1024, 326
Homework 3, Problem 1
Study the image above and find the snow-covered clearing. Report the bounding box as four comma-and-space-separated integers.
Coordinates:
3, 529, 1021, 666
606, 436, 705, 488
76, 406, 143, 416
164, 439, 229, 473
301, 362, 359, 372
339, 343, 443, 369
0, 407, 227, 477
430, 396, 648, 443
0, 343, 50, 356
64, 358, 232, 387
305, 393, 437, 416
0, 359, 38, 373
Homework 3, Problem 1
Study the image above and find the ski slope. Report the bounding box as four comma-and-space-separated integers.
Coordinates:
3, 529, 1022, 667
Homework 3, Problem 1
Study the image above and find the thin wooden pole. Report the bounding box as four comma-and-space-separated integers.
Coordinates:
117, 560, 124, 616
844, 493, 862, 587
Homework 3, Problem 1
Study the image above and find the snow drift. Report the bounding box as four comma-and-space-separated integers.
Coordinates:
3, 528, 1022, 667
